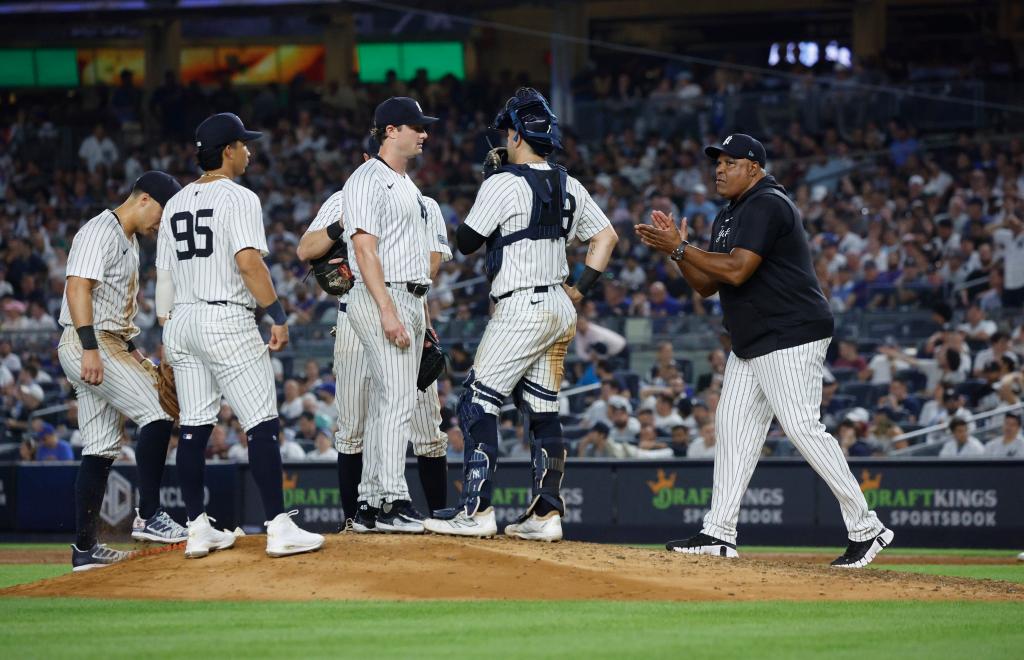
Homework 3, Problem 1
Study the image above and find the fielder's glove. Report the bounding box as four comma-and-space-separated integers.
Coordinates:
482, 147, 508, 179
307, 239, 354, 297
156, 361, 180, 421
417, 328, 448, 391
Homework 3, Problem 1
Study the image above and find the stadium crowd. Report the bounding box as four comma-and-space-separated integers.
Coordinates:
1, 62, 1023, 464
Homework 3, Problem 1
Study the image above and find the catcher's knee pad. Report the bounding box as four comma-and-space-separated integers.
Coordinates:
461, 369, 505, 416
524, 413, 566, 517
514, 377, 560, 414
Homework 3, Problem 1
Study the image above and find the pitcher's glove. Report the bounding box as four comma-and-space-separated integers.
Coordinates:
308, 239, 354, 297
482, 147, 508, 179
156, 361, 180, 421
417, 328, 448, 391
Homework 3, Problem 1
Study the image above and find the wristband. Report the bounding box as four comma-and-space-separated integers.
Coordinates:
126, 339, 137, 353
266, 300, 288, 325
77, 325, 99, 350
326, 222, 344, 241
575, 266, 603, 296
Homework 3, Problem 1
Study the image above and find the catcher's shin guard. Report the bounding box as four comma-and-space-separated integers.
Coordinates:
520, 413, 567, 518
435, 385, 499, 519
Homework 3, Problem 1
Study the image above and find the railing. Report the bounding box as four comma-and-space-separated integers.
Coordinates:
889, 402, 1023, 457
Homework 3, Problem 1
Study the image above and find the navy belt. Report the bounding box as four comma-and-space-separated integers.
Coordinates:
385, 281, 429, 297
490, 285, 549, 304
338, 302, 347, 312
206, 300, 255, 311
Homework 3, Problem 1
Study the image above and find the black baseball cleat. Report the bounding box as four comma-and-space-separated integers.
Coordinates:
831, 528, 895, 568
351, 502, 380, 533
376, 500, 425, 534
71, 543, 132, 572
666, 532, 739, 558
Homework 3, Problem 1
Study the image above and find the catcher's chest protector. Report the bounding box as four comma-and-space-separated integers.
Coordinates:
484, 165, 575, 280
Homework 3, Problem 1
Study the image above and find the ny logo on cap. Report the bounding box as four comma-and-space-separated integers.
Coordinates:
415, 101, 423, 112
723, 135, 733, 145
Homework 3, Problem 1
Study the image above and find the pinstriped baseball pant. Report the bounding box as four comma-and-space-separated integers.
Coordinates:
347, 284, 426, 507
703, 337, 883, 544
58, 327, 172, 460
332, 307, 446, 458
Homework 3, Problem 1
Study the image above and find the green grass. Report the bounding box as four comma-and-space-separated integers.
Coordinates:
870, 564, 1024, 583
0, 598, 1020, 659
0, 565, 67, 588
634, 544, 1019, 558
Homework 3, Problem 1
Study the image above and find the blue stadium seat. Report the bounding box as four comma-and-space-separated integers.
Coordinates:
830, 367, 858, 383
894, 369, 927, 395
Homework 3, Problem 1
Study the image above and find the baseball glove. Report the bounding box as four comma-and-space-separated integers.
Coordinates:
417, 328, 447, 391
156, 361, 180, 421
482, 147, 508, 179
307, 239, 354, 297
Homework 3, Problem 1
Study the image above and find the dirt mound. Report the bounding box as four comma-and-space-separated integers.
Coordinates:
2, 535, 1021, 602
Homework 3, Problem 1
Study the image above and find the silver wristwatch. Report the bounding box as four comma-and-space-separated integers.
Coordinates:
670, 241, 689, 262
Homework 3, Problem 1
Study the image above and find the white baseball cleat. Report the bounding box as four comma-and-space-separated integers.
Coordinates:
1017, 551, 1024, 562
665, 532, 739, 558
184, 513, 236, 559
265, 510, 325, 557
504, 511, 563, 542
423, 507, 497, 537
831, 527, 895, 568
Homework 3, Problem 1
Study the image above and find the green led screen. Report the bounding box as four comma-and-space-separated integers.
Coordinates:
0, 49, 36, 87
356, 42, 464, 82
35, 49, 79, 86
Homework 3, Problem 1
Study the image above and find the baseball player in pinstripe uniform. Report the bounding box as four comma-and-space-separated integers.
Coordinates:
59, 172, 187, 571
636, 133, 893, 568
155, 113, 323, 558
298, 190, 450, 530
341, 97, 439, 533
424, 88, 618, 541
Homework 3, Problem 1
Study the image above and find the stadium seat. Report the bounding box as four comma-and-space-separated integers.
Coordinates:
830, 367, 858, 383
894, 369, 927, 395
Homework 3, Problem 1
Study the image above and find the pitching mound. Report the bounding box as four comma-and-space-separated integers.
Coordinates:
2, 535, 1021, 602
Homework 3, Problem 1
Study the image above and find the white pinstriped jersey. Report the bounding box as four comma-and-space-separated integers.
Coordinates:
58, 210, 140, 339
423, 197, 453, 261
308, 191, 344, 233
342, 157, 431, 285
156, 179, 268, 309
464, 162, 611, 297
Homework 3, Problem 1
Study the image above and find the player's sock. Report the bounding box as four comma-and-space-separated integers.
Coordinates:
75, 456, 114, 549
134, 419, 173, 519
247, 418, 285, 519
177, 425, 213, 521
416, 455, 448, 513
337, 452, 362, 519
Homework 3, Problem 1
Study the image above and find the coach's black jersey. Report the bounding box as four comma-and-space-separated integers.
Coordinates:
708, 175, 833, 359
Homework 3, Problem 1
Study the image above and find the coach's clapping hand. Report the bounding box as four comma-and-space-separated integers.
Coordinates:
635, 211, 687, 255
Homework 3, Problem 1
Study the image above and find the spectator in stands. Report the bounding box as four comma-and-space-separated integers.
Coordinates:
837, 419, 873, 457
581, 379, 622, 429
651, 394, 685, 433
307, 430, 339, 462
984, 412, 1024, 457
446, 427, 464, 462
33, 423, 72, 461
832, 339, 867, 374
279, 430, 306, 462
227, 432, 248, 462
18, 437, 35, 461
574, 316, 627, 364
669, 425, 690, 457
695, 349, 726, 392
5, 381, 43, 439
958, 303, 997, 343
607, 395, 640, 444
294, 412, 319, 445
647, 341, 686, 386
206, 425, 230, 462
972, 332, 1020, 376
279, 379, 305, 422
77, 124, 118, 173
920, 386, 974, 443
647, 281, 682, 317
865, 338, 911, 385
686, 421, 716, 458
876, 376, 922, 423
990, 211, 1024, 307
312, 383, 337, 423
867, 408, 906, 454
633, 424, 674, 458
576, 422, 616, 458
618, 256, 647, 291
938, 418, 985, 458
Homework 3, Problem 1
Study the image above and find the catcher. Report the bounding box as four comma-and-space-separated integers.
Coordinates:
298, 189, 451, 532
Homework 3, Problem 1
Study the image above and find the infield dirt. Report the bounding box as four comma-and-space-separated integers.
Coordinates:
2, 535, 1021, 602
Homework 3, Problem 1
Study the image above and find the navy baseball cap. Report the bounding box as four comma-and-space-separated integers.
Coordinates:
195, 112, 262, 151
704, 133, 767, 167
373, 97, 438, 129
132, 171, 181, 207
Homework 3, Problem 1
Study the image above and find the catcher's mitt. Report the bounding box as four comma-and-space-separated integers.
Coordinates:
482, 147, 508, 179
156, 361, 180, 421
307, 239, 354, 297
417, 328, 447, 391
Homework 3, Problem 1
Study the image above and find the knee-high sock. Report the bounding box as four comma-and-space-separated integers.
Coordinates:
337, 452, 362, 519
416, 455, 448, 514
75, 456, 114, 549
177, 425, 212, 521
248, 418, 285, 519
135, 419, 173, 519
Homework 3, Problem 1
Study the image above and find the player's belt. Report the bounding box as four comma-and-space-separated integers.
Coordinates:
205, 300, 256, 312
490, 285, 549, 304
384, 281, 430, 298
338, 302, 347, 312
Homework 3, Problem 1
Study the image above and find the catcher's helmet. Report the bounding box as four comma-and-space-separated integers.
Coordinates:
491, 87, 563, 155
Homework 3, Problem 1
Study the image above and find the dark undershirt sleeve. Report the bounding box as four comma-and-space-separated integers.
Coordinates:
455, 224, 487, 255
